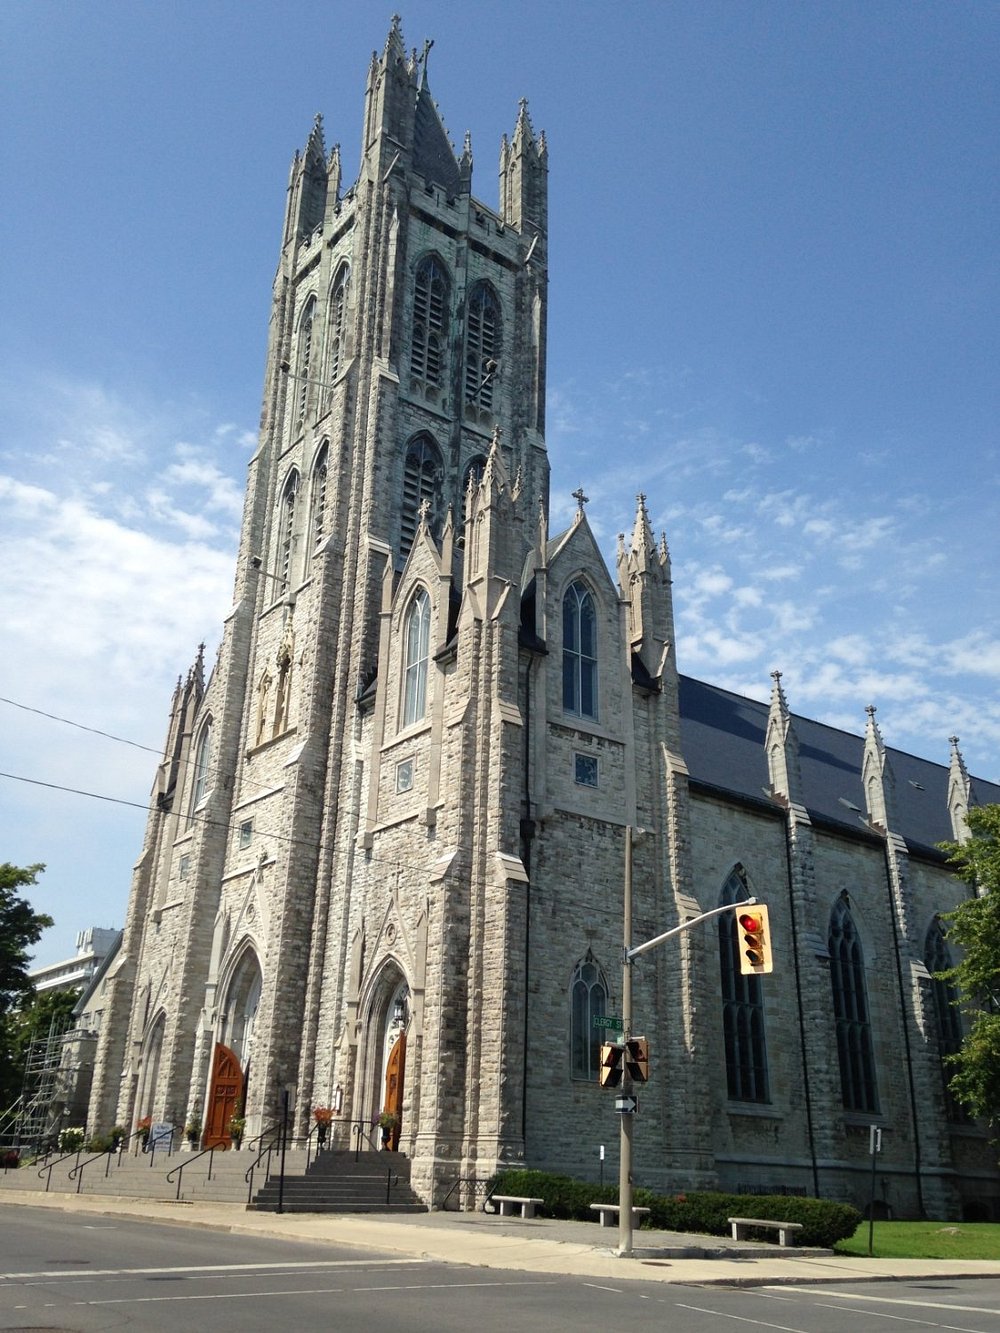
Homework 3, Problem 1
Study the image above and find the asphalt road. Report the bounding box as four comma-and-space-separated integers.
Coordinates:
2, 1204, 1000, 1332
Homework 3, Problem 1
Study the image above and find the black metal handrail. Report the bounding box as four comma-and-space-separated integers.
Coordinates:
244, 1122, 281, 1204
145, 1127, 174, 1166
37, 1147, 82, 1192
67, 1146, 118, 1194
351, 1119, 381, 1161
165, 1145, 215, 1201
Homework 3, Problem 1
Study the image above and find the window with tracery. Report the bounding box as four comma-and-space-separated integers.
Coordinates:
400, 435, 442, 562
190, 720, 213, 816
464, 283, 501, 418
278, 470, 299, 595
296, 297, 316, 424
310, 442, 329, 550
327, 264, 349, 384
562, 581, 598, 719
410, 256, 449, 397
401, 588, 431, 728
829, 897, 878, 1113
571, 953, 609, 1080
925, 919, 967, 1121
718, 868, 770, 1102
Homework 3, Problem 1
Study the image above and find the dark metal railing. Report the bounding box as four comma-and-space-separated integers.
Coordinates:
351, 1119, 381, 1161
68, 1146, 118, 1194
37, 1147, 82, 1192
165, 1145, 216, 1201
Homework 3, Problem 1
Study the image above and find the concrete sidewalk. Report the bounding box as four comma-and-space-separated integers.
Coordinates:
1, 1189, 997, 1288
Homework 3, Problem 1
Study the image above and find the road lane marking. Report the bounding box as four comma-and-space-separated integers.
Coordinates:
765, 1287, 1000, 1318
814, 1300, 987, 1331
676, 1304, 815, 1332
0, 1258, 426, 1281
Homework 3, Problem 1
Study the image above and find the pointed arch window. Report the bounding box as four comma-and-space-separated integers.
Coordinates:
326, 264, 349, 385
278, 470, 299, 595
464, 282, 502, 417
190, 719, 213, 819
718, 868, 770, 1103
829, 897, 878, 1113
924, 919, 967, 1122
562, 580, 598, 720
400, 435, 442, 562
401, 588, 431, 729
410, 256, 449, 397
309, 442, 329, 551
295, 297, 316, 424
571, 952, 609, 1080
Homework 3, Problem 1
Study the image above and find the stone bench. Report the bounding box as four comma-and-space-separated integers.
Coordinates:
491, 1194, 545, 1219
728, 1216, 803, 1247
589, 1203, 651, 1228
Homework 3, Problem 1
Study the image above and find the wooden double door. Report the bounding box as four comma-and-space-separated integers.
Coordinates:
204, 1043, 243, 1149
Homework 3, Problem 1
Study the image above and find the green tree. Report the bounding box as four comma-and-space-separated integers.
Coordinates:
938, 806, 1000, 1136
0, 863, 53, 1108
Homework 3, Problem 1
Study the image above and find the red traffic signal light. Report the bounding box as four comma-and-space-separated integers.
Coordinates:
599, 1042, 624, 1088
625, 1036, 649, 1083
737, 903, 772, 975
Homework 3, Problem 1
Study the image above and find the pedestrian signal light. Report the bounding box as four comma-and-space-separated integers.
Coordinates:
737, 904, 772, 975
599, 1042, 624, 1088
625, 1036, 649, 1084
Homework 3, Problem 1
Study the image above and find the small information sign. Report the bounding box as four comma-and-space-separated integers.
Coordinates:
615, 1095, 638, 1115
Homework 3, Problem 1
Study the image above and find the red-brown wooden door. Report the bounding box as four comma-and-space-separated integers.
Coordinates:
204, 1043, 242, 1149
382, 1033, 405, 1151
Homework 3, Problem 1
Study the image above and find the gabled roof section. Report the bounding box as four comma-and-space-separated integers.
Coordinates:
412, 80, 461, 196
678, 675, 1000, 857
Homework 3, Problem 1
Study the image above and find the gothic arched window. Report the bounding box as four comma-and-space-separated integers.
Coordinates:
400, 435, 442, 562
190, 719, 213, 819
326, 264, 349, 385
829, 897, 878, 1113
464, 282, 502, 417
309, 442, 329, 551
718, 868, 770, 1103
410, 256, 449, 398
401, 588, 431, 728
925, 919, 967, 1121
570, 952, 609, 1080
562, 580, 598, 720
295, 297, 316, 424
278, 470, 299, 594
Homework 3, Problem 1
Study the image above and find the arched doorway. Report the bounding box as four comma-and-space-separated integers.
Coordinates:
136, 1012, 165, 1123
378, 978, 409, 1151
205, 948, 261, 1148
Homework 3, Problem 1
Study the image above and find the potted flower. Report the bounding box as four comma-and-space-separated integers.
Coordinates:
109, 1125, 126, 1151
313, 1106, 333, 1147
376, 1110, 398, 1149
227, 1104, 245, 1149
59, 1126, 85, 1153
184, 1113, 202, 1147
135, 1115, 152, 1150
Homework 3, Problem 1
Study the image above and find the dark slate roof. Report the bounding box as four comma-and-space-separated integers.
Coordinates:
412, 84, 460, 196
678, 675, 1000, 859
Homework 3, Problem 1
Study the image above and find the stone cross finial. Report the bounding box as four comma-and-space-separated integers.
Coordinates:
572, 486, 589, 512
418, 497, 431, 526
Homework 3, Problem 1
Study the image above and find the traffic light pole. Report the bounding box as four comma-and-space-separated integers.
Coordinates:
617, 823, 759, 1257
619, 824, 635, 1257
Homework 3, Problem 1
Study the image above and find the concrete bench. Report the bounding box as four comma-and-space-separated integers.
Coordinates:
590, 1203, 651, 1228
728, 1216, 803, 1247
491, 1194, 545, 1219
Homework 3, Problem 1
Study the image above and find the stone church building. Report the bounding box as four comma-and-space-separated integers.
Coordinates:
88, 18, 999, 1219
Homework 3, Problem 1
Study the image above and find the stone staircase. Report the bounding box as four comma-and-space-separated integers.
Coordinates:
0, 1145, 424, 1213
249, 1149, 425, 1214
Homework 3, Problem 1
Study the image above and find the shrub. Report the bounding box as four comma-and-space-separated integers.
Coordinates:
58, 1126, 85, 1153
85, 1133, 113, 1153
485, 1169, 862, 1248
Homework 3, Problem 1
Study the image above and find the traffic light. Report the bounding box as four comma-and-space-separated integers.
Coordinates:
599, 1041, 624, 1088
625, 1036, 649, 1083
737, 903, 772, 975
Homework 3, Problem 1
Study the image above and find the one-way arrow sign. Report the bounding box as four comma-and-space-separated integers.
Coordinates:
614, 1095, 638, 1114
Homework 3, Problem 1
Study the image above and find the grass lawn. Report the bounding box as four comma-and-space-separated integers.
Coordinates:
835, 1221, 1000, 1260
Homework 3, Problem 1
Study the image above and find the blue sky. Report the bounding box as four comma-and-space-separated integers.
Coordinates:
2, 2, 997, 967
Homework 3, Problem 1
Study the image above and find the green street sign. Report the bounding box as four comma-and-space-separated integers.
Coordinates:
593, 1014, 624, 1031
